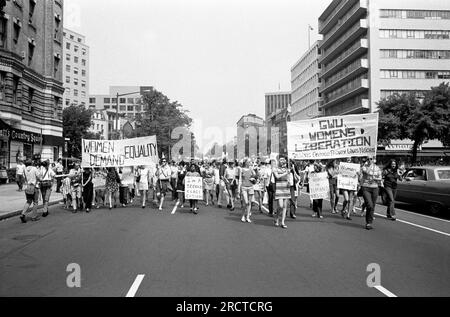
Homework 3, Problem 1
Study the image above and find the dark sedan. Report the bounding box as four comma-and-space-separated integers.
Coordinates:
381, 166, 450, 215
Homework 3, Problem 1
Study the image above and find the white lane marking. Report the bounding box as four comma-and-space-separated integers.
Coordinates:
172, 202, 179, 215
374, 285, 397, 297
374, 214, 450, 237
300, 192, 450, 237
126, 274, 145, 297
389, 208, 450, 223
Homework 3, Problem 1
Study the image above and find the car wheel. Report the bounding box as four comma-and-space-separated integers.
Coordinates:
429, 203, 444, 216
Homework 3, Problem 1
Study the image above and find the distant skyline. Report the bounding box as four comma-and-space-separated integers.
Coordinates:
64, 0, 330, 149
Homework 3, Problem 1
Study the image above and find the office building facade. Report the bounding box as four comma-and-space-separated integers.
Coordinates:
236, 113, 265, 158
291, 41, 322, 120
265, 92, 291, 156
318, 0, 450, 116
89, 86, 151, 119
63, 28, 89, 108
0, 0, 64, 168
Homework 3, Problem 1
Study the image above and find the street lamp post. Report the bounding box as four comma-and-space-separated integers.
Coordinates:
114, 89, 151, 140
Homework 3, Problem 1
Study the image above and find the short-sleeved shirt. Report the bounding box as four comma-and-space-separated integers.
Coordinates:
16, 164, 25, 176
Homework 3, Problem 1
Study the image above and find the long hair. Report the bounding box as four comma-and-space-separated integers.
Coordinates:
385, 159, 398, 173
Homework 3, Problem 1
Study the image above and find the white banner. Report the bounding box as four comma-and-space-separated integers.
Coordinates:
185, 176, 203, 200
81, 136, 159, 168
337, 162, 360, 191
287, 114, 378, 160
309, 172, 330, 200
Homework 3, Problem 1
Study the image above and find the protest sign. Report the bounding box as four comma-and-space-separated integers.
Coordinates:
337, 162, 360, 191
309, 172, 330, 200
92, 171, 106, 188
81, 136, 158, 168
185, 176, 203, 200
287, 113, 378, 160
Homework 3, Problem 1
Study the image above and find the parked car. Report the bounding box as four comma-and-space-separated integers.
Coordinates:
381, 166, 450, 215
0, 165, 8, 184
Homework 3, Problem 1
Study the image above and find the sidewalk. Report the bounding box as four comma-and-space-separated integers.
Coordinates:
0, 183, 63, 221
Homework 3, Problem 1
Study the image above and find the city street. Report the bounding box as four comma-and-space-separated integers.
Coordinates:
1, 195, 449, 297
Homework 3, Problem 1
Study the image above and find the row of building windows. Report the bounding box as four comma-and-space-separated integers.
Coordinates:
325, 75, 367, 102
380, 49, 450, 59
88, 97, 140, 104
102, 105, 142, 112
380, 9, 450, 20
65, 42, 87, 55
63, 31, 84, 43
380, 29, 450, 40
265, 95, 291, 114
65, 88, 86, 97
66, 54, 87, 65
65, 65, 86, 76
65, 76, 86, 87
380, 90, 428, 100
380, 70, 450, 79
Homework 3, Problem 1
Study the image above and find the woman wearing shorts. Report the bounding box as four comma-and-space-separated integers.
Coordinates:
224, 161, 237, 211
238, 159, 256, 223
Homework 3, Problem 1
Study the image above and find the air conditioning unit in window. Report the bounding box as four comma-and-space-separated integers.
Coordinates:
21, 51, 26, 60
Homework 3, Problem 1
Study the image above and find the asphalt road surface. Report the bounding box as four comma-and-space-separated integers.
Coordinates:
1, 195, 449, 297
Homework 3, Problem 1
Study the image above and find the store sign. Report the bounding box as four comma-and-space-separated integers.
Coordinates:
385, 143, 422, 151
0, 120, 43, 144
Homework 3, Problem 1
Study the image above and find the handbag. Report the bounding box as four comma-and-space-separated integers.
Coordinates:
263, 191, 269, 205
40, 169, 52, 187
24, 172, 36, 195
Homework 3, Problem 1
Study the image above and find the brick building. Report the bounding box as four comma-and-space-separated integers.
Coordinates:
0, 0, 64, 168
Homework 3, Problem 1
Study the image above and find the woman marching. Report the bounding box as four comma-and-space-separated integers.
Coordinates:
340, 157, 359, 221
69, 163, 83, 213
288, 159, 301, 219
238, 158, 257, 223
186, 163, 201, 214
136, 165, 150, 209
326, 159, 340, 214
311, 162, 325, 219
176, 161, 187, 208
273, 156, 291, 229
202, 161, 215, 206
382, 159, 402, 221
105, 167, 120, 210
39, 160, 56, 218
361, 156, 383, 230
157, 158, 172, 211
82, 167, 94, 213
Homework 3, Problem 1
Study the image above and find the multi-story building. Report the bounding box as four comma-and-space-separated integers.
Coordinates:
236, 113, 265, 158
89, 86, 152, 120
89, 110, 107, 140
63, 28, 89, 108
0, 0, 64, 168
265, 92, 291, 156
318, 0, 450, 116
291, 41, 322, 120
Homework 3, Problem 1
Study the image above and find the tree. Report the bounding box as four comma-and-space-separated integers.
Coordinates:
63, 105, 94, 158
423, 82, 450, 147
378, 82, 450, 164
134, 87, 195, 159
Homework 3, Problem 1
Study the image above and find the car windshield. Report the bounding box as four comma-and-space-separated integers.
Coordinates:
437, 169, 450, 180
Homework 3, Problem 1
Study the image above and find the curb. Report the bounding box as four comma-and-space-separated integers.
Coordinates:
0, 199, 63, 221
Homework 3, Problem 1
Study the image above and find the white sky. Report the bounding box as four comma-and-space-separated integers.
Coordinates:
64, 0, 330, 148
